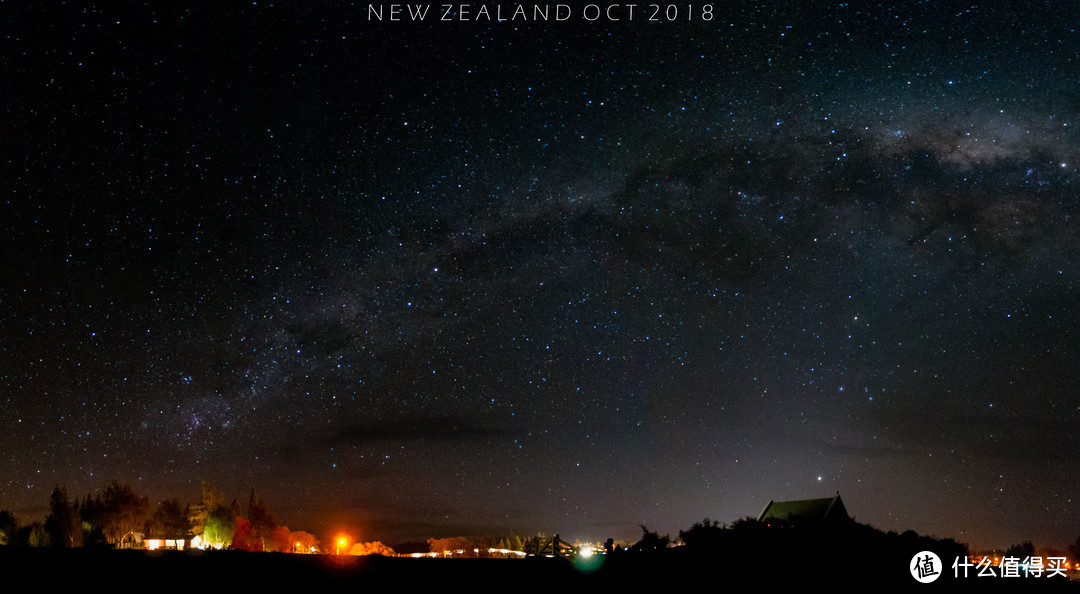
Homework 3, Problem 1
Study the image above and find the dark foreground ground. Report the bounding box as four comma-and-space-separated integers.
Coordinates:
4, 546, 1078, 590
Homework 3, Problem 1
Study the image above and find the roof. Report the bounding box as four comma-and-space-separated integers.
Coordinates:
757, 495, 850, 525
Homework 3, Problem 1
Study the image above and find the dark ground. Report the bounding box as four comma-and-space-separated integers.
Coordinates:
6, 542, 1077, 590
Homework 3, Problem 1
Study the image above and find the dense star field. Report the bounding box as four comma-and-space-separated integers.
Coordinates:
2, 2, 1079, 549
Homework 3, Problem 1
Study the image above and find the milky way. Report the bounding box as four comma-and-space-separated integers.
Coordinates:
2, 2, 1079, 548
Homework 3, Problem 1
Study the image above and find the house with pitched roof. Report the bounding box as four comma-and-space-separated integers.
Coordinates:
757, 494, 851, 527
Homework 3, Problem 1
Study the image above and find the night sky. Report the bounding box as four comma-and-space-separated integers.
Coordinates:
3, 1, 1080, 550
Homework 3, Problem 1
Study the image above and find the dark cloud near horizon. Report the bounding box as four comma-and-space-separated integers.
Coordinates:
323, 415, 511, 446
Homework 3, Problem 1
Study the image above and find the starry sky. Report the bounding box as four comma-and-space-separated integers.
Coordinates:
3, 1, 1080, 549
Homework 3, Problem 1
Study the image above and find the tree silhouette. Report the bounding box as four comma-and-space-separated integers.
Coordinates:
1005, 540, 1035, 559
1070, 536, 1080, 563
266, 525, 292, 553
0, 510, 18, 546
679, 517, 726, 550
21, 522, 50, 547
428, 536, 473, 556
246, 488, 276, 549
730, 516, 763, 531
78, 493, 108, 547
629, 525, 670, 553
290, 530, 319, 553
46, 485, 82, 547
231, 516, 261, 551
188, 481, 224, 542
150, 498, 190, 538
349, 541, 396, 556
202, 504, 236, 549
100, 482, 149, 548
